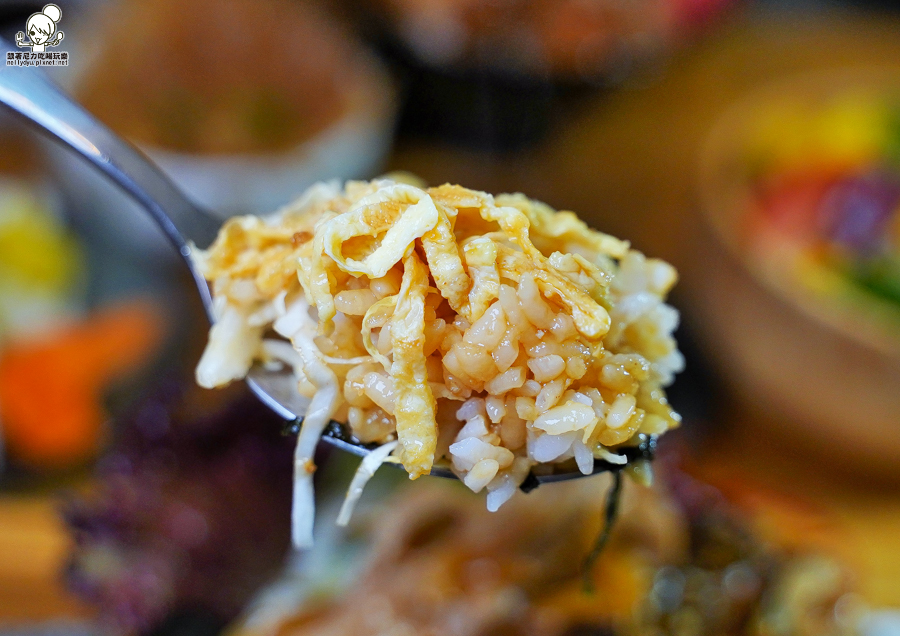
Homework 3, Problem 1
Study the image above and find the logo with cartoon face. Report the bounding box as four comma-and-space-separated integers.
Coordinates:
16, 4, 65, 53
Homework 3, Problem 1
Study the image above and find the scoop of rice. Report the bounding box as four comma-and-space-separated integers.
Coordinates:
194, 179, 683, 546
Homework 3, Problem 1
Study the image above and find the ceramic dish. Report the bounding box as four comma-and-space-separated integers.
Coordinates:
45, 0, 396, 260
48, 79, 395, 260
695, 67, 900, 475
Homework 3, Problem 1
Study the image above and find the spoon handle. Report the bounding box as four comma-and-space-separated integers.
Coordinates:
0, 39, 220, 252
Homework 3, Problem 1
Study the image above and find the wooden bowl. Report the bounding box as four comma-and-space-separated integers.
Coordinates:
693, 68, 900, 477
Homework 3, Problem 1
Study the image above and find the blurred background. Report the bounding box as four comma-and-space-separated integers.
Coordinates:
1, 0, 900, 634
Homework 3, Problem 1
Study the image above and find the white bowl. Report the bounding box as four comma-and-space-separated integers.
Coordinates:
46, 63, 395, 260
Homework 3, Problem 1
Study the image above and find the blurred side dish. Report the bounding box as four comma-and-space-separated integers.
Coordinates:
0, 181, 163, 469
228, 465, 858, 636
64, 382, 295, 634
78, 0, 386, 155
0, 181, 81, 338
360, 0, 735, 80
692, 71, 900, 476
715, 79, 900, 350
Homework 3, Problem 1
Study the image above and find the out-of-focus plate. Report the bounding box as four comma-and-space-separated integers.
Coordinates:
695, 67, 900, 476
43, 33, 396, 260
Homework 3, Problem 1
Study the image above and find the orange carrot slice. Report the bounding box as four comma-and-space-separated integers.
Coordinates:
0, 300, 165, 469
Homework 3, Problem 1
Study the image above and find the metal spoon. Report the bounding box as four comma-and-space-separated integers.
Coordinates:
0, 46, 654, 483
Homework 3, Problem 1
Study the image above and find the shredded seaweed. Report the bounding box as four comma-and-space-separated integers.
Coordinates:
518, 471, 541, 493
281, 418, 303, 436
582, 470, 624, 594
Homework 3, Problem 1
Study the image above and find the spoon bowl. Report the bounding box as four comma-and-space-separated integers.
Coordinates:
0, 43, 653, 484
